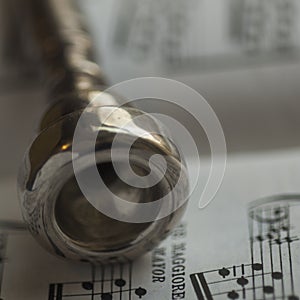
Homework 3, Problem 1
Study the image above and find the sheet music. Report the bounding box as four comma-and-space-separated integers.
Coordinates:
81, 0, 300, 82
1, 149, 300, 299
190, 197, 300, 299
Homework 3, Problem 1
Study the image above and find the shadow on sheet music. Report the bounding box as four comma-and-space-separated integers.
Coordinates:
0, 220, 26, 300
190, 194, 300, 300
0, 220, 147, 300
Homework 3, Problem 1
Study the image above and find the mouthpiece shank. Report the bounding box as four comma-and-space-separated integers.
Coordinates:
17, 0, 189, 263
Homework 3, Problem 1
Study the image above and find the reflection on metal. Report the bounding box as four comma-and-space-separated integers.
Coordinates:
15, 0, 188, 263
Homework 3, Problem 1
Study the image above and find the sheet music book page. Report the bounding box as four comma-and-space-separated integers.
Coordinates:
1, 149, 300, 299
81, 0, 300, 82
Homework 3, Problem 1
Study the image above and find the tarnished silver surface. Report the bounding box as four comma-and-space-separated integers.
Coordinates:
17, 0, 188, 263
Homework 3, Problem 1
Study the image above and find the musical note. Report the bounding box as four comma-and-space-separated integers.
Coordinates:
48, 262, 147, 299
190, 197, 300, 299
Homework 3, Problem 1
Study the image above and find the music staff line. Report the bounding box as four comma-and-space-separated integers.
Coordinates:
190, 265, 287, 300
250, 205, 296, 299
209, 271, 276, 285
190, 200, 300, 299
48, 262, 147, 300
